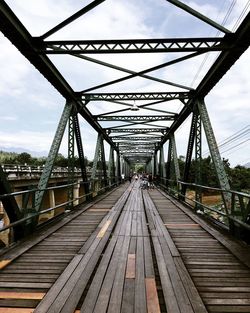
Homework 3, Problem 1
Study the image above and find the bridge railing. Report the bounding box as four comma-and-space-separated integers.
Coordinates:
1, 164, 84, 179
0, 176, 121, 249
157, 177, 250, 238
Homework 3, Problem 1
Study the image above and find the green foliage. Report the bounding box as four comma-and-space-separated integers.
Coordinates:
178, 156, 250, 191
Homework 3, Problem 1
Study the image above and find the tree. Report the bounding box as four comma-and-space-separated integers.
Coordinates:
17, 152, 32, 165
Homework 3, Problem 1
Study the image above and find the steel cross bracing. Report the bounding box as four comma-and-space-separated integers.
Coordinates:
0, 0, 250, 228
42, 37, 230, 54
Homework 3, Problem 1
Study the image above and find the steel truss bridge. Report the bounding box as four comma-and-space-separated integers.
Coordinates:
0, 1, 250, 312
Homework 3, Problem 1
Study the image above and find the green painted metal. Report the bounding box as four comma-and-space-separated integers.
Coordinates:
116, 151, 121, 184
108, 146, 115, 186
67, 113, 75, 209
73, 114, 89, 196
197, 98, 231, 215
170, 133, 180, 182
44, 37, 227, 54
91, 133, 108, 192
35, 102, 72, 212
195, 109, 202, 210
181, 110, 197, 198
159, 146, 166, 184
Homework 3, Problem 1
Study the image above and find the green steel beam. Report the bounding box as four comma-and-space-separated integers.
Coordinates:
67, 113, 75, 209
73, 114, 89, 196
96, 115, 176, 121
43, 37, 227, 53
197, 98, 231, 216
81, 92, 189, 101
108, 128, 168, 133
35, 102, 72, 211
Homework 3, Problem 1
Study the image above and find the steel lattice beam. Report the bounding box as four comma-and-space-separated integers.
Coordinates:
96, 115, 176, 121
108, 128, 168, 133
42, 37, 228, 54
112, 136, 162, 141
81, 92, 190, 101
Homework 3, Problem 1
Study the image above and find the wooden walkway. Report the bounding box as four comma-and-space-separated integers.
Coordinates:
0, 181, 249, 312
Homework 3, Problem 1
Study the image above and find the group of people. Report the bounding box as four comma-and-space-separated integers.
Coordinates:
121, 172, 157, 189
132, 173, 154, 189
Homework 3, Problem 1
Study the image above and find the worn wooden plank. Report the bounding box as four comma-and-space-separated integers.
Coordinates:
80, 235, 119, 313
126, 254, 136, 279
152, 236, 180, 313
121, 279, 135, 313
107, 236, 130, 313
145, 278, 161, 313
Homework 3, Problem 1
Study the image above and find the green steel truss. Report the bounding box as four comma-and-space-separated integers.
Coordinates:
1, 1, 249, 238
35, 103, 72, 212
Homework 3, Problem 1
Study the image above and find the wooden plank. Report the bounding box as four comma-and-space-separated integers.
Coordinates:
135, 236, 147, 313
121, 279, 134, 313
92, 236, 125, 313
107, 236, 130, 313
152, 236, 180, 313
174, 257, 208, 313
126, 254, 136, 279
80, 235, 119, 313
143, 236, 154, 278
0, 309, 34, 313
34, 254, 83, 313
97, 220, 111, 238
0, 292, 45, 300
145, 278, 161, 313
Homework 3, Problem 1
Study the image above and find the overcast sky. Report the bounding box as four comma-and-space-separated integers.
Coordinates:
0, 0, 249, 167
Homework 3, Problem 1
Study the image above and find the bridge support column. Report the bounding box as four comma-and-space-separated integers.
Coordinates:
116, 152, 121, 184
108, 146, 115, 186
91, 133, 108, 195
159, 146, 166, 185
197, 98, 232, 227
166, 133, 180, 193
73, 114, 89, 199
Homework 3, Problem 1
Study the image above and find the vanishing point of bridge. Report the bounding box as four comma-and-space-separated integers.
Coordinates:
0, 1, 250, 312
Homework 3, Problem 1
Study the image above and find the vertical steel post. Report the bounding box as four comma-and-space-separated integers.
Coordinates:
159, 145, 166, 185
181, 110, 197, 199
91, 133, 108, 192
67, 113, 75, 209
108, 146, 115, 186
195, 107, 202, 210
73, 114, 89, 198
116, 151, 121, 184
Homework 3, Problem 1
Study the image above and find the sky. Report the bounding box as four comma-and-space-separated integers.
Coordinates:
0, 0, 249, 167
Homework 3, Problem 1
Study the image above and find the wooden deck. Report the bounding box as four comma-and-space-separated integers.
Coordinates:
0, 182, 249, 312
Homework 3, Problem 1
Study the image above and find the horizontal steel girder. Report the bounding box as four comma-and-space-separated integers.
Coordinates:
113, 136, 162, 141
108, 128, 168, 133
96, 115, 176, 121
80, 92, 190, 101
41, 37, 228, 54
121, 150, 154, 154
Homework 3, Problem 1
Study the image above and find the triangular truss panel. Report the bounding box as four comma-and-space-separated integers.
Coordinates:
0, 0, 249, 168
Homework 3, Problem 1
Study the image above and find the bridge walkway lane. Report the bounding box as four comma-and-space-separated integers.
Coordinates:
0, 181, 249, 312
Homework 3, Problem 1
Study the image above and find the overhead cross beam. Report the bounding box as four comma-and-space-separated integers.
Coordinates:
42, 37, 228, 54
81, 92, 190, 101
96, 115, 176, 121
108, 128, 168, 133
